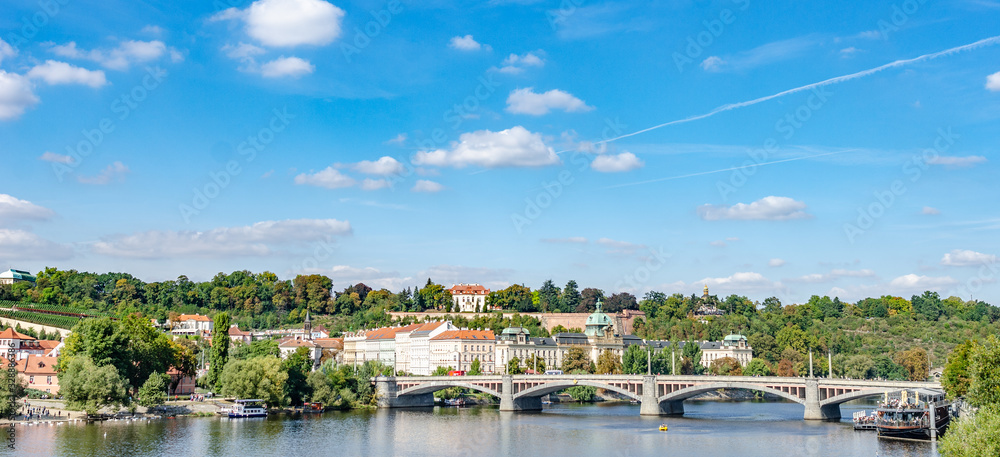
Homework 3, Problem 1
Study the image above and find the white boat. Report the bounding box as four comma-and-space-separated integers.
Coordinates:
228, 399, 267, 418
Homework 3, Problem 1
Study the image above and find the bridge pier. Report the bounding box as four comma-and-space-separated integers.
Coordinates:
640, 376, 684, 416
375, 377, 435, 408
499, 375, 542, 412
803, 378, 840, 421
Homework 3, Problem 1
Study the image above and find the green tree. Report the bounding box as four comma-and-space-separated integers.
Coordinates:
743, 359, 772, 376
561, 280, 581, 312
942, 340, 977, 399
681, 341, 703, 375
561, 347, 591, 373
595, 350, 622, 374
137, 372, 168, 407
939, 406, 1000, 457
207, 312, 231, 392
507, 357, 523, 375
622, 344, 648, 375
710, 357, 743, 376
283, 346, 313, 406
968, 335, 1000, 408
564, 385, 597, 402
432, 366, 453, 376
651, 349, 672, 375
895, 347, 929, 381
59, 357, 129, 415
469, 358, 482, 376
538, 279, 560, 312
524, 354, 546, 373
219, 356, 288, 407
871, 355, 908, 381
842, 354, 875, 380
0, 367, 26, 418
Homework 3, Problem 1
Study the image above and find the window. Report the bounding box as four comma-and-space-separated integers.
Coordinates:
46, 376, 51, 384
29, 376, 33, 383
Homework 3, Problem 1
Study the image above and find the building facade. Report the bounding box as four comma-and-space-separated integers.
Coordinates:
429, 330, 496, 373
0, 269, 35, 285
449, 284, 490, 312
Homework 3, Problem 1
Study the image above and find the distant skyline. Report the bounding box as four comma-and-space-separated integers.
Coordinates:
2, 0, 999, 304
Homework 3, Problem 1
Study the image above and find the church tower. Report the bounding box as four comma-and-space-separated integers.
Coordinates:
303, 309, 312, 340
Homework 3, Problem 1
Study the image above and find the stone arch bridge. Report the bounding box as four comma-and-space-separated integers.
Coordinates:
374, 375, 941, 420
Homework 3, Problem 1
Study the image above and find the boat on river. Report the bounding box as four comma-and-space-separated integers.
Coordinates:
228, 399, 267, 418
875, 389, 950, 441
852, 410, 877, 430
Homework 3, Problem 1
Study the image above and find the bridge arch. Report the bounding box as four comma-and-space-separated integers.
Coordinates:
658, 382, 805, 405
396, 382, 502, 399
514, 380, 641, 402
819, 388, 895, 407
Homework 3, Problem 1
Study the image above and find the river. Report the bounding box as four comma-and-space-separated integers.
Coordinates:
12, 401, 938, 457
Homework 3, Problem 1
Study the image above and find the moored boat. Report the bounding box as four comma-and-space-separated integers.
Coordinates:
875, 389, 950, 441
228, 399, 268, 418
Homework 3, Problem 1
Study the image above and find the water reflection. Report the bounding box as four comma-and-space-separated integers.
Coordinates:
14, 401, 937, 457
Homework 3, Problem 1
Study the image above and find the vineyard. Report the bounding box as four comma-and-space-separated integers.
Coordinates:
0, 300, 109, 318
0, 308, 80, 329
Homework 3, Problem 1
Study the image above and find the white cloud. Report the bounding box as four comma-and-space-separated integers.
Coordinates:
449, 35, 485, 51
700, 56, 724, 71
926, 155, 987, 167
413, 126, 559, 168
77, 161, 129, 185
27, 60, 107, 88
922, 206, 940, 215
0, 70, 39, 121
39, 152, 74, 164
591, 152, 643, 172
352, 156, 404, 175
0, 228, 73, 260
710, 240, 727, 247
412, 180, 444, 193
941, 249, 998, 266
260, 56, 314, 78
541, 237, 588, 244
698, 196, 811, 221
51, 40, 173, 70
788, 269, 877, 283
222, 42, 266, 62
839, 47, 861, 58
698, 272, 785, 296
987, 71, 1000, 91
141, 25, 164, 36
216, 0, 346, 47
385, 133, 407, 145
768, 258, 786, 267
300, 265, 412, 291
0, 38, 16, 65
497, 51, 544, 74
93, 218, 351, 259
888, 274, 958, 292
505, 87, 593, 115
360, 178, 390, 191
294, 167, 356, 189
0, 194, 54, 223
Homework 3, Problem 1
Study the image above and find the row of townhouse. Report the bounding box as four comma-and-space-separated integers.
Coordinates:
0, 328, 63, 394
344, 321, 503, 375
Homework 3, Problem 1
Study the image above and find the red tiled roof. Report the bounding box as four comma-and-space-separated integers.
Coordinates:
228, 325, 249, 336
449, 284, 490, 295
16, 355, 57, 376
431, 329, 495, 341
0, 328, 35, 340
279, 339, 318, 348
178, 314, 212, 322
314, 338, 343, 349
37, 340, 60, 350
416, 321, 444, 331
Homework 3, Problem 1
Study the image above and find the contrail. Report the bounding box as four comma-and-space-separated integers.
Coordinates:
565, 35, 1000, 152
602, 148, 859, 189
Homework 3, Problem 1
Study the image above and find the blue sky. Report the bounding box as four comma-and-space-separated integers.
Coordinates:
2, 0, 1000, 305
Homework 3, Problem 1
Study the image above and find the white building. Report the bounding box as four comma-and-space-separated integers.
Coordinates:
171, 314, 213, 336
429, 329, 496, 374
700, 334, 754, 367
408, 321, 458, 375
495, 328, 561, 374
449, 284, 490, 312
0, 269, 35, 285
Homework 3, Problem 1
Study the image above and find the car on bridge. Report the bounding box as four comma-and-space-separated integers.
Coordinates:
448, 370, 466, 376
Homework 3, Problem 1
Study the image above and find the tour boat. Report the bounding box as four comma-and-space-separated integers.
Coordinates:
228, 399, 267, 418
852, 410, 877, 430
443, 398, 466, 407
875, 389, 950, 441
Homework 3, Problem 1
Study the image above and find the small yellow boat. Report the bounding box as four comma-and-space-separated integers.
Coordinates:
659, 424, 668, 432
